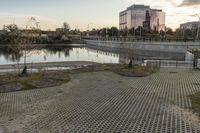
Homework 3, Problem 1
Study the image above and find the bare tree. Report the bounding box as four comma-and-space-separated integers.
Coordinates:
5, 24, 41, 75
63, 22, 70, 35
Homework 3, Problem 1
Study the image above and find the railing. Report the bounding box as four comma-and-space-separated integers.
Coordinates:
83, 36, 199, 43
145, 60, 194, 68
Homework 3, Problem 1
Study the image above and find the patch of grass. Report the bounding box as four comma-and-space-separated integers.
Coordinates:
132, 65, 145, 73
105, 64, 159, 77
0, 64, 158, 93
19, 73, 43, 90
0, 71, 72, 93
49, 72, 71, 83
102, 64, 111, 71
190, 93, 200, 117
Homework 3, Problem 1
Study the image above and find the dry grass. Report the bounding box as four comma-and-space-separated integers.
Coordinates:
0, 72, 70, 92
102, 64, 159, 77
190, 93, 200, 117
0, 64, 159, 93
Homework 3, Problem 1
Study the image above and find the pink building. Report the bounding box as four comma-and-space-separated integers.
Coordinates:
119, 5, 165, 32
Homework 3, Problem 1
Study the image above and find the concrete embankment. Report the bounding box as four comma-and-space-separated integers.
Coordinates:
84, 39, 200, 53
84, 39, 197, 68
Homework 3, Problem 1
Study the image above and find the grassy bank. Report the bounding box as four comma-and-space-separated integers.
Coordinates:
0, 64, 159, 93
0, 71, 70, 93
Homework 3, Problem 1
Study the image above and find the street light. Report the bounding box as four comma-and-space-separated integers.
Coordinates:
191, 14, 200, 41
87, 23, 93, 37
195, 14, 200, 41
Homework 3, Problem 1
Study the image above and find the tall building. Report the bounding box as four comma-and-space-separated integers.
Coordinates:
119, 5, 165, 32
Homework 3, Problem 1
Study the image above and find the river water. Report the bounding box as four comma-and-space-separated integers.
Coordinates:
0, 45, 186, 65
0, 46, 120, 65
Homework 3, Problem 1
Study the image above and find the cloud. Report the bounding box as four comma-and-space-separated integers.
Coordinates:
180, 0, 200, 6
123, 0, 200, 7
0, 12, 63, 30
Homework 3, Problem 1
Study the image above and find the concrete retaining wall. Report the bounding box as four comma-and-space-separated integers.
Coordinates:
85, 39, 196, 68
85, 39, 200, 54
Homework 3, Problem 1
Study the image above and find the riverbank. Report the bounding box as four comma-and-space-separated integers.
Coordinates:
0, 61, 99, 71
84, 39, 200, 54
0, 63, 159, 93
0, 43, 85, 47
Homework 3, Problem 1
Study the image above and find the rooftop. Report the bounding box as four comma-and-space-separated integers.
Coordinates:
120, 4, 164, 14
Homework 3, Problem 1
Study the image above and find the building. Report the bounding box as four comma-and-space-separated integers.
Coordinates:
180, 21, 199, 31
0, 30, 6, 35
119, 5, 165, 32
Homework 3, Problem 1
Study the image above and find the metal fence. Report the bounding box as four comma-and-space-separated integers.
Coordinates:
83, 37, 199, 43
145, 60, 194, 68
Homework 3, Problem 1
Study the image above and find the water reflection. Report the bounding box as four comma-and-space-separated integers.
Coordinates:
0, 47, 23, 62
0, 45, 186, 65
45, 46, 72, 57
119, 50, 185, 64
86, 45, 186, 64
0, 46, 72, 64
0, 46, 119, 65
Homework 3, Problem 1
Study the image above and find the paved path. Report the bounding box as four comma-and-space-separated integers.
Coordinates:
0, 69, 200, 133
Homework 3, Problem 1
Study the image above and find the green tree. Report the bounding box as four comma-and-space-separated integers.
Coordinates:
135, 26, 143, 36
174, 28, 182, 40
100, 28, 107, 37
120, 26, 128, 37
160, 30, 165, 40
166, 28, 173, 35
110, 27, 119, 37
129, 27, 135, 36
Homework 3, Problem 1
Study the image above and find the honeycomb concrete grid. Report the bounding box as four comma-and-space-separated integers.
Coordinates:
0, 69, 200, 133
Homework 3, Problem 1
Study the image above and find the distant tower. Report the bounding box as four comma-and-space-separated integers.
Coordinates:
157, 18, 160, 31
143, 11, 151, 32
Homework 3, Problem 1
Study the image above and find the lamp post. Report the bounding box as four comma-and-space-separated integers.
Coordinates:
87, 23, 93, 37
191, 14, 200, 41
195, 14, 200, 41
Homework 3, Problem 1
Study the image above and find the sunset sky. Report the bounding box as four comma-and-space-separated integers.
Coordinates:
0, 0, 200, 30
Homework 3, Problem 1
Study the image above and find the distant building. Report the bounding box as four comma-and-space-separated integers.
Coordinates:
119, 5, 165, 32
0, 30, 6, 35
180, 21, 199, 31
56, 28, 64, 33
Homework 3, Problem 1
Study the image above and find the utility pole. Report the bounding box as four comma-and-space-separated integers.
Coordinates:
191, 14, 200, 41
182, 25, 185, 39
196, 14, 200, 41
87, 23, 93, 37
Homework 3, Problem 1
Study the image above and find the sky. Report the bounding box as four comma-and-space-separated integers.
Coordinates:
0, 0, 200, 31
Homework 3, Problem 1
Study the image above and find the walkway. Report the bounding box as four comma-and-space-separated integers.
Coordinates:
0, 69, 200, 133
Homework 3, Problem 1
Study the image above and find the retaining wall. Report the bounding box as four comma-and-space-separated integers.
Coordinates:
85, 39, 200, 54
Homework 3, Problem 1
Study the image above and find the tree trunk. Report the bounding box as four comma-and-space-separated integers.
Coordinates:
22, 66, 27, 75
21, 51, 27, 75
128, 60, 133, 68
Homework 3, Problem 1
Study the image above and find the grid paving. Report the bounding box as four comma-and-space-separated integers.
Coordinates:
0, 69, 200, 133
